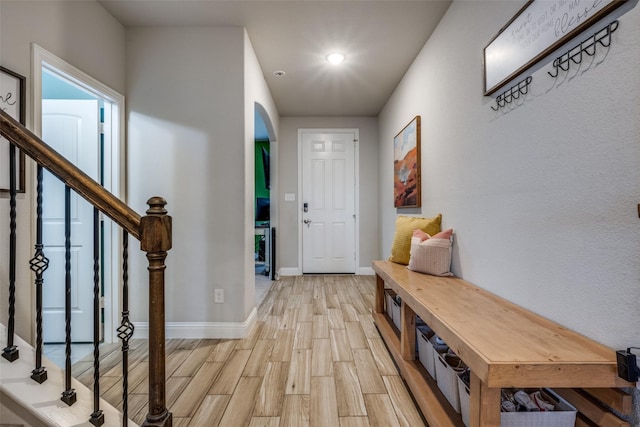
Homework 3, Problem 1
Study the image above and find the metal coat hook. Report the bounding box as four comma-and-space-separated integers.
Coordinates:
491, 76, 533, 111
548, 20, 619, 78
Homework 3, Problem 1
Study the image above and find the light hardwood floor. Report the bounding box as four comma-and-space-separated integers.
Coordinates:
74, 275, 427, 427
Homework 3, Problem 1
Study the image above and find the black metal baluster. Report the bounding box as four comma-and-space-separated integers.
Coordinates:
2, 143, 18, 362
90, 207, 104, 425
30, 165, 48, 383
61, 185, 76, 406
117, 230, 134, 426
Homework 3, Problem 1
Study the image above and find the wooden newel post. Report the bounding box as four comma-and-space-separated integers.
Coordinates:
140, 197, 173, 427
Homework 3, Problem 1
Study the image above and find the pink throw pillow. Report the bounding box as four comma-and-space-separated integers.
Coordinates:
431, 228, 453, 240
407, 229, 454, 276
412, 228, 430, 241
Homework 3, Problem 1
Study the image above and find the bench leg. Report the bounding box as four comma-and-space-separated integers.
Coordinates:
401, 302, 416, 361
470, 372, 500, 427
375, 274, 385, 314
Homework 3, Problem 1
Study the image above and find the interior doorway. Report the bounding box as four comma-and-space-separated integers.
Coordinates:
254, 104, 276, 306
32, 45, 125, 348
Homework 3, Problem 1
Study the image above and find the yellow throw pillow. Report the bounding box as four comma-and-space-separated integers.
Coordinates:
388, 214, 442, 265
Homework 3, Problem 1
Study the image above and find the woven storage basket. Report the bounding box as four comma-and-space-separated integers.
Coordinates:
500, 389, 576, 427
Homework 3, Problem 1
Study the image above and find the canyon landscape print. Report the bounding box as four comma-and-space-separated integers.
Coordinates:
393, 116, 421, 208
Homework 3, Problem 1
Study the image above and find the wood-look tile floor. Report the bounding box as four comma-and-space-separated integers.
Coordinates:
74, 275, 427, 427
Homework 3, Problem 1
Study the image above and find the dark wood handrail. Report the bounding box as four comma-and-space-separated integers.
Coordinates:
1, 108, 172, 426
0, 109, 141, 240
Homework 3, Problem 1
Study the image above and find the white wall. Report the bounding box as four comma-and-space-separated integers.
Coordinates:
0, 0, 125, 342
278, 116, 379, 274
379, 0, 640, 351
127, 26, 267, 336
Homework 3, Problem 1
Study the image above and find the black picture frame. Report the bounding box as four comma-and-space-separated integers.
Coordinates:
1, 66, 26, 193
483, 0, 627, 95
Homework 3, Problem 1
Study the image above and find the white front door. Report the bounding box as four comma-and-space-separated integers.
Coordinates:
42, 99, 99, 343
301, 130, 356, 273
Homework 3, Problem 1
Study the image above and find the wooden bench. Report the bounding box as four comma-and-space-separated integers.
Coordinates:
372, 260, 634, 427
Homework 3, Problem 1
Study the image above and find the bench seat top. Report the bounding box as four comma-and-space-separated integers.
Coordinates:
373, 260, 630, 388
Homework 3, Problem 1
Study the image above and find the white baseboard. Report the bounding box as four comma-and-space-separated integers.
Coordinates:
132, 307, 257, 339
358, 267, 375, 275
279, 267, 373, 276
278, 267, 300, 276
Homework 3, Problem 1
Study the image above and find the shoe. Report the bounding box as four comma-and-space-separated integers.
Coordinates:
501, 400, 517, 412
417, 325, 434, 339
458, 368, 470, 388
443, 353, 467, 373
430, 337, 448, 354
530, 391, 555, 411
514, 390, 540, 412
501, 389, 518, 412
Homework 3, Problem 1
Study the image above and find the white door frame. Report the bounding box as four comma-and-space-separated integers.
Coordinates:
297, 128, 360, 275
32, 44, 125, 343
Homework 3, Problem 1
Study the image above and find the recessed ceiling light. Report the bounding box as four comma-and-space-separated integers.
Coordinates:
273, 70, 286, 77
326, 53, 346, 64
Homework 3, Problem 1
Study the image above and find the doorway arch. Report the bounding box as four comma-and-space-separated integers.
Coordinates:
254, 103, 277, 306
255, 103, 276, 142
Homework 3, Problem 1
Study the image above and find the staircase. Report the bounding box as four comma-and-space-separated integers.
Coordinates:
1, 109, 172, 426
1, 324, 138, 427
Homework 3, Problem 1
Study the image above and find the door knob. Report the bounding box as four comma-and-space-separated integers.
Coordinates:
303, 219, 312, 224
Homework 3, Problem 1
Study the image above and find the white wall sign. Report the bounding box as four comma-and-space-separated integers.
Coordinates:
0, 66, 26, 192
483, 0, 627, 95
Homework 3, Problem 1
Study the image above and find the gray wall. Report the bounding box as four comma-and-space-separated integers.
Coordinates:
126, 27, 279, 333
380, 3, 640, 420
277, 116, 379, 274
0, 0, 125, 342
379, 0, 640, 351
126, 26, 246, 327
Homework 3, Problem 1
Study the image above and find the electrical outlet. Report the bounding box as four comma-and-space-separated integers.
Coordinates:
214, 289, 224, 303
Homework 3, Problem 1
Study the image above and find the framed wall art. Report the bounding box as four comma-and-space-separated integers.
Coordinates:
1, 66, 26, 193
483, 0, 627, 95
393, 116, 421, 208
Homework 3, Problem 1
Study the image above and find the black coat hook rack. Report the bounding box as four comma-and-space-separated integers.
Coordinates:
548, 20, 619, 78
491, 76, 533, 111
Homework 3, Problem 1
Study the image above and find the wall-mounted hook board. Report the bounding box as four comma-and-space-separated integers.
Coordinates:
548, 20, 619, 78
491, 76, 532, 111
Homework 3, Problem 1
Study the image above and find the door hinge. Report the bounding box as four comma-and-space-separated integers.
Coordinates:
100, 296, 105, 309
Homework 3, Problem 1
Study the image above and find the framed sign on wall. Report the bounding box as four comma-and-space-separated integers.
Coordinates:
393, 116, 421, 208
483, 0, 627, 95
0, 66, 26, 193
